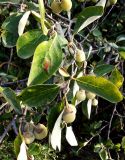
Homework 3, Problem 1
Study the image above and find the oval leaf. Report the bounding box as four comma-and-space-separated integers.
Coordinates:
94, 64, 114, 76
109, 68, 124, 89
14, 134, 22, 157
27, 33, 63, 86
76, 76, 123, 103
1, 30, 18, 48
2, 13, 23, 33
0, 87, 22, 114
18, 84, 59, 107
74, 6, 104, 34
16, 29, 48, 59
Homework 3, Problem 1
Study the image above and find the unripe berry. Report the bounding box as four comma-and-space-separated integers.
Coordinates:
51, 1, 62, 14
62, 104, 76, 124
92, 98, 98, 106
23, 132, 35, 144
110, 0, 117, 5
24, 122, 34, 132
86, 92, 96, 100
68, 42, 76, 55
34, 124, 48, 140
76, 90, 86, 101
60, 0, 72, 11
75, 49, 86, 62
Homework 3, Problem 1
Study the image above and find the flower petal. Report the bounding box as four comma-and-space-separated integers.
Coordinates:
18, 11, 31, 36
87, 99, 92, 119
50, 110, 64, 151
17, 140, 27, 160
66, 126, 78, 146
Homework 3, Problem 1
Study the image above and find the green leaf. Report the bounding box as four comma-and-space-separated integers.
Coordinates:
74, 6, 104, 34
94, 64, 114, 76
76, 76, 123, 103
0, 87, 22, 114
2, 13, 23, 33
0, 0, 20, 4
48, 103, 64, 132
119, 51, 125, 59
14, 134, 22, 157
118, 47, 125, 59
99, 149, 108, 160
92, 28, 102, 37
116, 34, 125, 43
28, 143, 41, 156
1, 13, 23, 47
1, 30, 18, 48
121, 137, 125, 149
27, 33, 63, 86
38, 0, 48, 35
16, 29, 48, 59
82, 99, 89, 119
18, 84, 60, 107
109, 68, 124, 88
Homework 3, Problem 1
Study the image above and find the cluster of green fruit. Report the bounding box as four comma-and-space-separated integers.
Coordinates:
23, 123, 48, 144
76, 90, 98, 106
62, 91, 98, 124
51, 0, 72, 14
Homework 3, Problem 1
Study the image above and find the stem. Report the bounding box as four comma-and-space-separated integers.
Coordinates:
38, 0, 48, 35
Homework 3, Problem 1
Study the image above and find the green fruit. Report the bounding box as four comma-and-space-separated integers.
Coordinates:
68, 42, 76, 55
34, 124, 48, 140
23, 132, 35, 144
86, 92, 96, 100
92, 98, 98, 106
60, 0, 72, 11
62, 104, 76, 124
75, 49, 86, 62
24, 122, 34, 132
51, 1, 62, 14
76, 90, 86, 101
110, 0, 117, 5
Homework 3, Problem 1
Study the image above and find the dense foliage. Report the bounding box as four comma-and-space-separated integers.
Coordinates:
0, 0, 125, 159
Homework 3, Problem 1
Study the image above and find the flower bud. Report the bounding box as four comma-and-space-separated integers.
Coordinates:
75, 49, 86, 62
23, 132, 35, 144
92, 98, 98, 106
76, 90, 86, 101
62, 104, 76, 124
86, 92, 96, 100
34, 124, 48, 140
60, 0, 72, 11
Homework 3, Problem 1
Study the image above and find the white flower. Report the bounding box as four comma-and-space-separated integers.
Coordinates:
50, 109, 78, 151
50, 110, 64, 151
66, 126, 78, 146
87, 99, 92, 119
17, 140, 27, 160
